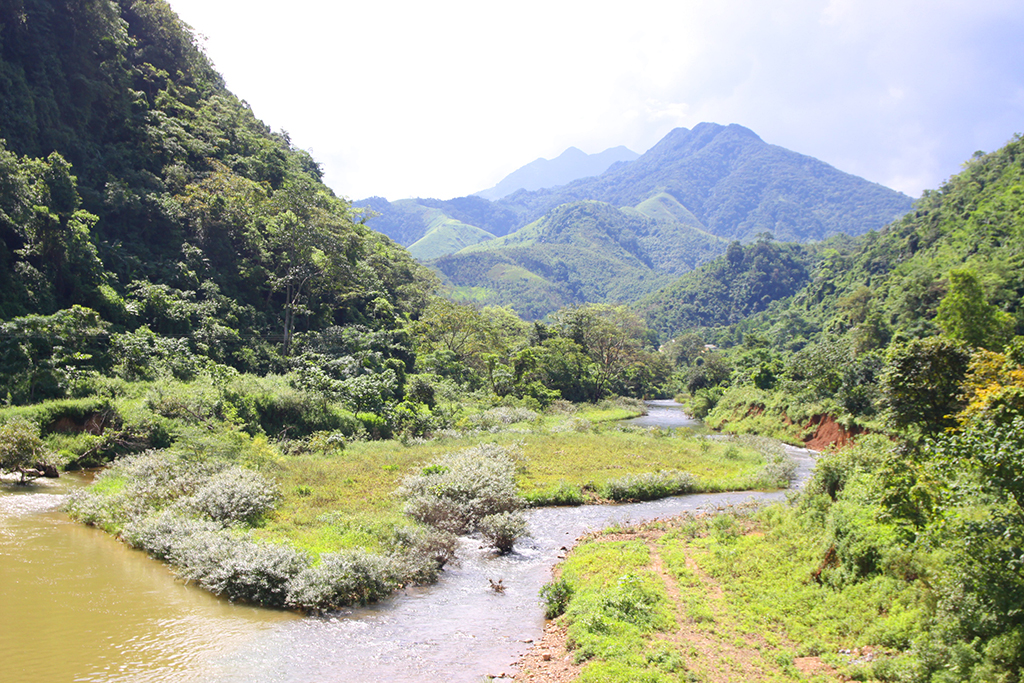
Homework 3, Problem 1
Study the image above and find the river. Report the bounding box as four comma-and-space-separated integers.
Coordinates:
0, 403, 815, 682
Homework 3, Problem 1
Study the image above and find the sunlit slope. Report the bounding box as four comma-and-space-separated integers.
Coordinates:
430, 201, 692, 318
407, 214, 495, 260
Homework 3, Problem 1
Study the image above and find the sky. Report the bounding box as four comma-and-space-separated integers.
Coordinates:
167, 0, 1024, 202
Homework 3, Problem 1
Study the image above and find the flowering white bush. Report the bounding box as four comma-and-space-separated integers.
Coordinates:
398, 443, 528, 552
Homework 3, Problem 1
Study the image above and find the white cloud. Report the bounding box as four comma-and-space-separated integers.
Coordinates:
169, 0, 1024, 201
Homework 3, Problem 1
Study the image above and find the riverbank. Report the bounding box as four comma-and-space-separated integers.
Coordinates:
2, 443, 814, 683
514, 431, 1003, 683
509, 442, 824, 683
60, 399, 788, 613
511, 505, 856, 683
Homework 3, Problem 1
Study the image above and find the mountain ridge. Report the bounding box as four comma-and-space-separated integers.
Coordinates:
473, 145, 639, 201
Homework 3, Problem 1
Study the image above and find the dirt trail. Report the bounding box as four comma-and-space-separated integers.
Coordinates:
513, 523, 843, 682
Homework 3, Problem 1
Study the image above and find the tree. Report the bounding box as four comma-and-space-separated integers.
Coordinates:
0, 417, 49, 484
880, 336, 971, 435
552, 304, 650, 399
936, 268, 1013, 350
0, 306, 110, 404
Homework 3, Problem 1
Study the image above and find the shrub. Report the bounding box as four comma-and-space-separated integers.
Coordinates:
551, 417, 592, 433
390, 525, 459, 579
602, 470, 697, 502
357, 411, 392, 440
0, 416, 49, 482
180, 467, 278, 525
470, 407, 538, 430
65, 450, 276, 529
754, 450, 797, 488
546, 400, 577, 415
65, 450, 227, 528
286, 549, 406, 611
171, 530, 308, 606
540, 577, 574, 618
479, 510, 529, 553
525, 481, 586, 506
392, 400, 437, 437
397, 443, 524, 535
121, 509, 223, 559
122, 510, 309, 607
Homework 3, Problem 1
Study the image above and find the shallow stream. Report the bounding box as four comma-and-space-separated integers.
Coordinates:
1, 402, 814, 682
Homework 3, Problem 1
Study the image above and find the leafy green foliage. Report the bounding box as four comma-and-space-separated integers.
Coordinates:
0, 0, 434, 398
935, 267, 1014, 350
880, 337, 971, 435
0, 305, 109, 403
641, 237, 811, 336
478, 510, 529, 554
540, 577, 574, 618
0, 415, 48, 482
602, 470, 697, 501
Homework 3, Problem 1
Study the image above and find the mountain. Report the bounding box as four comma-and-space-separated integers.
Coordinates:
493, 123, 914, 243
473, 145, 639, 201
641, 133, 1024, 347
0, 0, 430, 373
407, 124, 913, 318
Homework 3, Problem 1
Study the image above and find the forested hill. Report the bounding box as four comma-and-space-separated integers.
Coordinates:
495, 123, 913, 243
644, 134, 1024, 350
359, 123, 912, 319
0, 0, 430, 374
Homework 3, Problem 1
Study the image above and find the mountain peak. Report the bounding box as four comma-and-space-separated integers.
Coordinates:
474, 145, 639, 201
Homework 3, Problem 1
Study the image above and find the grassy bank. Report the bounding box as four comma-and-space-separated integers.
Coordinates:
56, 393, 786, 611
538, 422, 1024, 683
539, 504, 922, 682
255, 423, 776, 555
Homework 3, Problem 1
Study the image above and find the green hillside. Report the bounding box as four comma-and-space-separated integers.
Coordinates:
430, 200, 698, 318
640, 237, 813, 335
406, 214, 495, 260
654, 136, 1024, 349
648, 133, 1024, 440
0, 0, 431, 382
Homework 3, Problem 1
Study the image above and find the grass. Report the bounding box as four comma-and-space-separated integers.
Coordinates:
545, 505, 925, 682
39, 388, 777, 592
256, 425, 770, 555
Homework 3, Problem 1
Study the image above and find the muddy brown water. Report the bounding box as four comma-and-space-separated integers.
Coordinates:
0, 403, 815, 682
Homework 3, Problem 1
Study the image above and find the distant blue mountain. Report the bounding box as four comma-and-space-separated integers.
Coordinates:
473, 145, 639, 200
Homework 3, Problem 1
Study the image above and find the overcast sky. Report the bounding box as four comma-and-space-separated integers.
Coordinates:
167, 0, 1024, 202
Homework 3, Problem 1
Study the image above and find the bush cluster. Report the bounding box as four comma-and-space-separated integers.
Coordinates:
90, 465, 453, 611
397, 443, 529, 553
180, 467, 279, 525
550, 417, 592, 433
285, 549, 408, 611
0, 416, 50, 482
524, 480, 586, 506
602, 470, 697, 502
479, 511, 529, 553
540, 577, 574, 618
469, 407, 538, 430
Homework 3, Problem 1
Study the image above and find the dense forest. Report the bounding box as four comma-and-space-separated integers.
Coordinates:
1, 2, 1023, 680
0, 0, 429, 366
